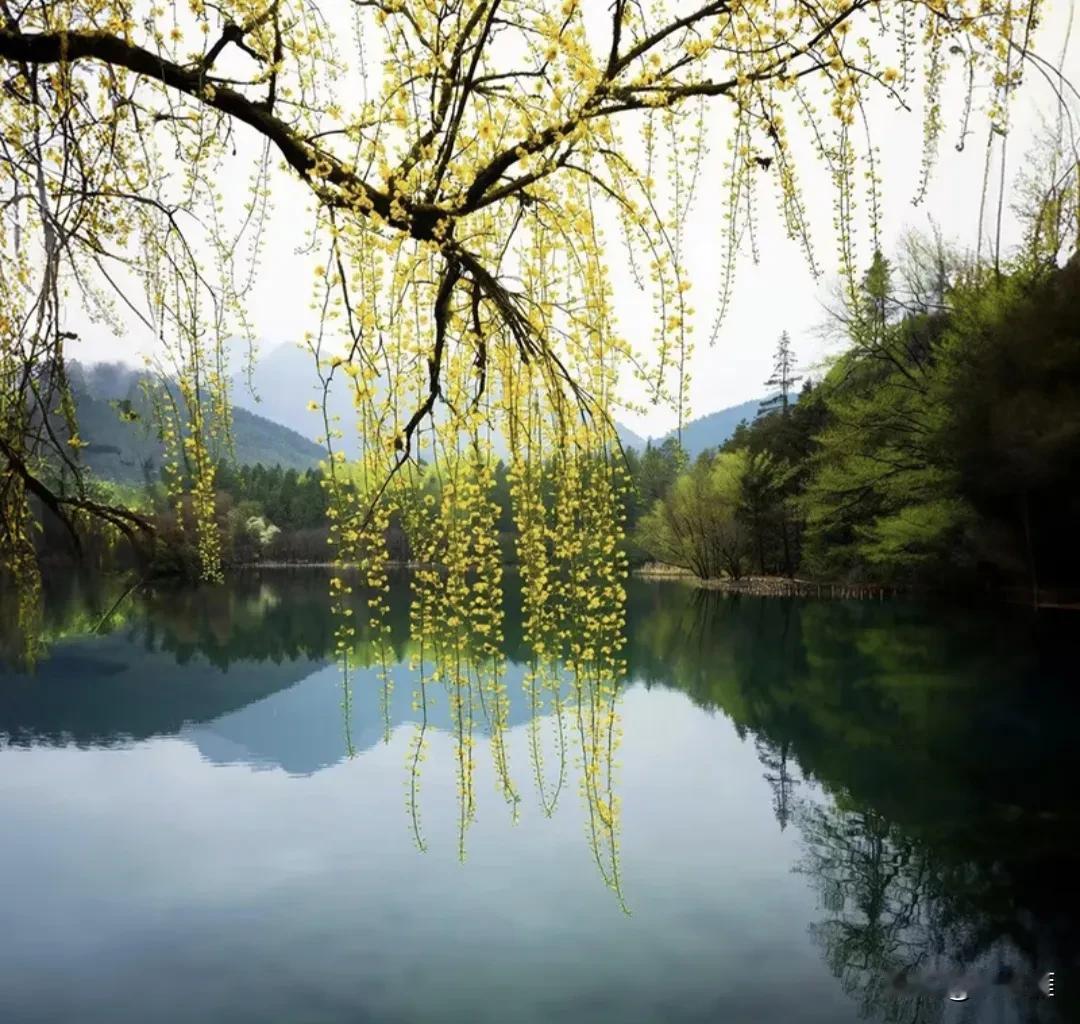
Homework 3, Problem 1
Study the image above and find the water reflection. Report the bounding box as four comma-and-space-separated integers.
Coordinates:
2, 569, 628, 907
626, 586, 1078, 1023
1, 573, 1076, 1023
798, 800, 1057, 1023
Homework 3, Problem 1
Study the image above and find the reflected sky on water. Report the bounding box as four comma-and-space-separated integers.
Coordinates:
1, 571, 1075, 1024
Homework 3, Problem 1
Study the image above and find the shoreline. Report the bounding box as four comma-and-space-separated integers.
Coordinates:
118, 561, 1078, 608
235, 560, 903, 600
633, 564, 1080, 608
634, 564, 902, 599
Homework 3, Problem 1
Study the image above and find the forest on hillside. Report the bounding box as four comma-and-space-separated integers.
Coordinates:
64, 362, 324, 482
18, 224, 1079, 603
634, 239, 1080, 596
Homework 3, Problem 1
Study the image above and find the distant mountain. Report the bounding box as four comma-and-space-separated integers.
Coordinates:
1, 625, 556, 775
67, 361, 324, 483
229, 343, 340, 452
226, 342, 789, 463
187, 656, 546, 775
232, 342, 653, 458
0, 631, 323, 747
661, 398, 764, 458
70, 348, 778, 477
615, 423, 646, 451
622, 397, 765, 458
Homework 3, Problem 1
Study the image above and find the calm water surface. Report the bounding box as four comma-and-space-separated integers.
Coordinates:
1, 572, 1076, 1024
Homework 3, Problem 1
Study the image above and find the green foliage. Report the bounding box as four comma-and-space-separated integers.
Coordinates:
32, 243, 1080, 594
625, 438, 685, 528
802, 250, 1080, 586
633, 241, 1080, 590
855, 498, 973, 569
637, 450, 749, 579
212, 462, 329, 533
797, 251, 961, 580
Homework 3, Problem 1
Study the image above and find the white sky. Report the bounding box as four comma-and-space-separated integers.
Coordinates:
71, 0, 1079, 438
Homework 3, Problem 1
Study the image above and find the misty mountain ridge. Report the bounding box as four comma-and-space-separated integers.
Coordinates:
631, 397, 774, 459
65, 361, 324, 483
230, 342, 772, 458
66, 345, 778, 483
229, 342, 651, 456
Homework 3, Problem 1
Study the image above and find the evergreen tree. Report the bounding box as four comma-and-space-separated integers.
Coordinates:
758, 332, 803, 418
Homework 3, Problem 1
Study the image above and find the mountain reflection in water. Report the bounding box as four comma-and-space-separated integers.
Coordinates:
0, 569, 1075, 1024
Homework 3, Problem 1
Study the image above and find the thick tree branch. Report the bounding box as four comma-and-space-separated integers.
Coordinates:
0, 24, 446, 240
0, 435, 154, 549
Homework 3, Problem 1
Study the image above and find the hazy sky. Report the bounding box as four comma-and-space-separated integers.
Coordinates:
71, 1, 1079, 438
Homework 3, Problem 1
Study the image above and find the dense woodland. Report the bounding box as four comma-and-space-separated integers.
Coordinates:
2, 0, 1076, 643
635, 241, 1080, 594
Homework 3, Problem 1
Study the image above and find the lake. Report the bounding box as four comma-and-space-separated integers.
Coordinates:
0, 571, 1076, 1023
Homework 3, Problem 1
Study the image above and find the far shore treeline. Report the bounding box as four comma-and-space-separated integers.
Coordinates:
23, 236, 1080, 600
634, 241, 1080, 596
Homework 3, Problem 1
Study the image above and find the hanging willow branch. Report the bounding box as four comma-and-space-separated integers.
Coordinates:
0, 0, 1061, 881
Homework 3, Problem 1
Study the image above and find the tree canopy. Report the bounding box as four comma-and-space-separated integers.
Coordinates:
634, 230, 1080, 590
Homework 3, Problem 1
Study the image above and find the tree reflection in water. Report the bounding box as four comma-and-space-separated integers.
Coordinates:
798, 803, 963, 1023
3, 572, 1077, 1016
2, 568, 628, 908
796, 798, 1069, 1023
627, 584, 1078, 1024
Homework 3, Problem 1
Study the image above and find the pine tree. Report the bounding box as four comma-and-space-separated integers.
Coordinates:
756, 737, 799, 830
758, 332, 803, 418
